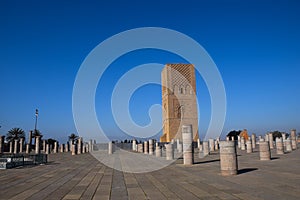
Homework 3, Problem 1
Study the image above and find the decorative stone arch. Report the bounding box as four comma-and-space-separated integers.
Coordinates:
185, 85, 191, 95
180, 85, 185, 94
178, 105, 184, 118
173, 85, 179, 94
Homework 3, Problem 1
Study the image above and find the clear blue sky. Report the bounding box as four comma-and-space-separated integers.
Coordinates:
0, 0, 299, 143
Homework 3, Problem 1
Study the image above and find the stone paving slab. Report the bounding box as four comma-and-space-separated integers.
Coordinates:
0, 146, 299, 200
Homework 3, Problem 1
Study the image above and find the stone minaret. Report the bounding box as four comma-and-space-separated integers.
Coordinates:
160, 64, 199, 142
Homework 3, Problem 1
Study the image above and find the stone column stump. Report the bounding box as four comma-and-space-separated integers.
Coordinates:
197, 138, 200, 149
18, 138, 24, 153
46, 144, 50, 154
71, 144, 76, 155
60, 144, 64, 153
251, 134, 256, 149
203, 141, 209, 156
165, 143, 174, 160
54, 141, 58, 153
108, 141, 113, 155
276, 137, 284, 155
282, 133, 286, 140
89, 140, 93, 152
137, 143, 143, 153
182, 125, 193, 165
155, 145, 162, 157
240, 137, 246, 150
149, 139, 154, 155
26, 144, 30, 154
144, 141, 148, 154
132, 140, 137, 151
9, 141, 13, 153
65, 142, 69, 152
209, 139, 215, 152
285, 138, 292, 152
246, 140, 253, 153
14, 139, 19, 154
219, 141, 238, 176
268, 133, 274, 149
42, 140, 46, 153
77, 137, 82, 154
290, 129, 297, 150
259, 141, 271, 160
215, 140, 219, 150
35, 136, 40, 154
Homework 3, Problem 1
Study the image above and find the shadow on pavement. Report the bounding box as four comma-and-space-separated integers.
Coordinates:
271, 157, 279, 160
194, 159, 220, 165
238, 168, 258, 174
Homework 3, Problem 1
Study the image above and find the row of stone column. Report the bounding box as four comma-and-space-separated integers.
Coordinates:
197, 137, 221, 158
129, 139, 182, 161
70, 138, 92, 156
0, 136, 42, 154
0, 135, 93, 156
259, 139, 285, 160
222, 131, 298, 176
124, 125, 196, 165
258, 130, 298, 155
107, 131, 187, 162
235, 134, 257, 151
39, 135, 92, 155
186, 130, 295, 175
132, 140, 154, 154
106, 127, 298, 177
0, 137, 25, 154
132, 125, 238, 176
132, 139, 158, 155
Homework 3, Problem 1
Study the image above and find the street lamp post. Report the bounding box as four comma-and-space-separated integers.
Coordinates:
34, 109, 38, 134
33, 109, 39, 149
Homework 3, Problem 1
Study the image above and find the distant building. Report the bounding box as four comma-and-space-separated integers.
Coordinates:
160, 64, 199, 142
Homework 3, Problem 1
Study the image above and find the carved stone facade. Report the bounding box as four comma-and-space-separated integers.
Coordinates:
160, 64, 199, 142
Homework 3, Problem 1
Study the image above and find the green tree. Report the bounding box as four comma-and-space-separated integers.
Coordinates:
227, 130, 242, 140
32, 129, 43, 138
47, 138, 58, 150
68, 133, 78, 144
271, 131, 282, 141
32, 129, 43, 146
6, 128, 25, 142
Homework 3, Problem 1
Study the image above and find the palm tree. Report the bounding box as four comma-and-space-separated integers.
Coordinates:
68, 133, 78, 144
6, 128, 25, 142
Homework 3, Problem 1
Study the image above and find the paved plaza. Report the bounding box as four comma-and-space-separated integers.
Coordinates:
0, 147, 299, 200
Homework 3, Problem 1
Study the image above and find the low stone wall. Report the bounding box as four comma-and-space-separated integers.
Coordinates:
0, 154, 47, 169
